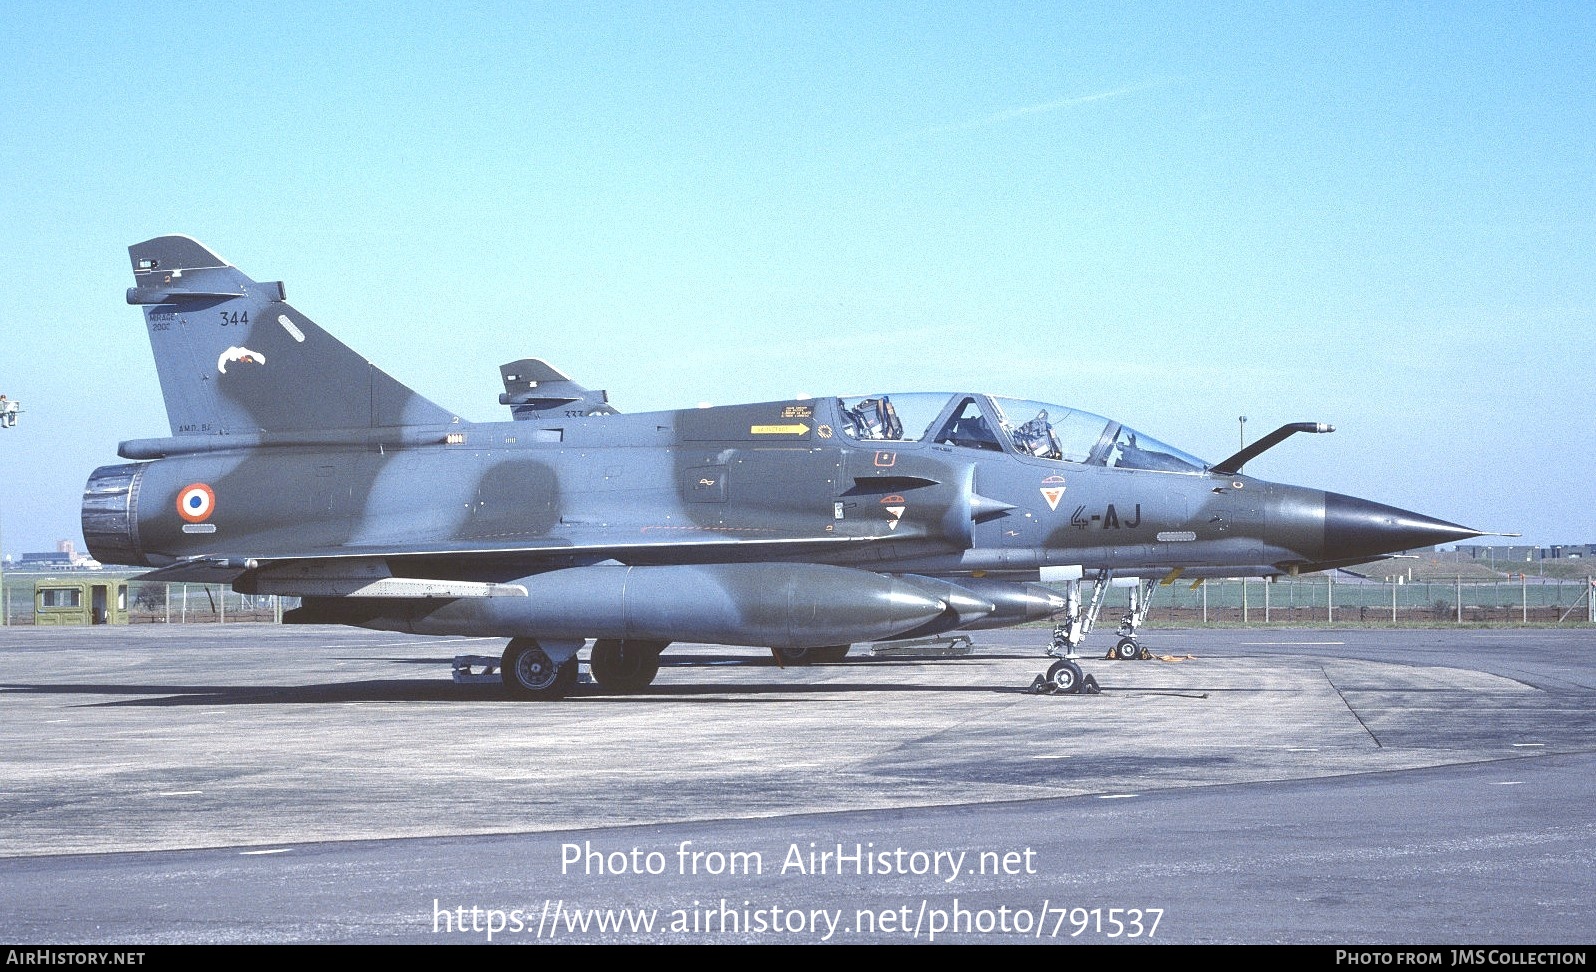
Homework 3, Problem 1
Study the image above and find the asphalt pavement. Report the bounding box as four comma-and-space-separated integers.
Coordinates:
1, 623, 1591, 944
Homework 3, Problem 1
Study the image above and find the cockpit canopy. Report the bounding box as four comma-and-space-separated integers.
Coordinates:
838, 393, 1208, 473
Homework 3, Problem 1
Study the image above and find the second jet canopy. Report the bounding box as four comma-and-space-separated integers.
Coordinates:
839, 393, 1207, 473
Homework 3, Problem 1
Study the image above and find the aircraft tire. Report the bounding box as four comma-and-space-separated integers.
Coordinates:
770, 645, 812, 666
502, 639, 578, 700
811, 644, 850, 663
770, 644, 850, 666
1046, 659, 1084, 694
1113, 637, 1140, 661
589, 639, 665, 692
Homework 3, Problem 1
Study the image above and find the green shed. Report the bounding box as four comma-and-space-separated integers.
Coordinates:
34, 578, 129, 626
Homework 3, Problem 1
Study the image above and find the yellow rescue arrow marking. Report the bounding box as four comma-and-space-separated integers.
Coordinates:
750, 424, 810, 435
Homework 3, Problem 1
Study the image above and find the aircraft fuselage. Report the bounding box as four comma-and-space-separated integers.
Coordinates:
83, 236, 1487, 696
89, 394, 1437, 583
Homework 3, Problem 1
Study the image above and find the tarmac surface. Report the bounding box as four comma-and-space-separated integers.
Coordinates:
1, 623, 1592, 944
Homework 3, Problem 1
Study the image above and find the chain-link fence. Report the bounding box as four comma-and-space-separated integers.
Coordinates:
1122, 575, 1596, 626
0, 570, 1591, 627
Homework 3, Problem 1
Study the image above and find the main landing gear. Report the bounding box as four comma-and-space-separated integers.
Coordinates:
499, 638, 669, 699
502, 638, 580, 700
1031, 570, 1158, 694
589, 639, 666, 693
769, 644, 851, 666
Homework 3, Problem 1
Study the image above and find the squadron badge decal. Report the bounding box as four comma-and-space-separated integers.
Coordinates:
217, 346, 267, 374
1039, 475, 1067, 511
880, 494, 907, 530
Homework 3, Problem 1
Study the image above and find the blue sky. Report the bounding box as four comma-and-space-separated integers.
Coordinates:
1, 1, 1592, 555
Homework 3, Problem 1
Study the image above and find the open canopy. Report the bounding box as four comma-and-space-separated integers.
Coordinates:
837, 392, 1208, 473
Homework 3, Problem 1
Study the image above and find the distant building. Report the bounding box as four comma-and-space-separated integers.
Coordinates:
15, 539, 102, 570
16, 552, 75, 570
1455, 543, 1596, 562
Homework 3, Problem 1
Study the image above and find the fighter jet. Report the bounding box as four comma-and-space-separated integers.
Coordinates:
83, 236, 1487, 698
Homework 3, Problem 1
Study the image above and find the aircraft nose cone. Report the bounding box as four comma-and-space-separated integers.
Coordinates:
1322, 492, 1483, 561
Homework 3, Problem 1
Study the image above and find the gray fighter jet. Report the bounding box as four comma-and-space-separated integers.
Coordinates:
83, 236, 1486, 698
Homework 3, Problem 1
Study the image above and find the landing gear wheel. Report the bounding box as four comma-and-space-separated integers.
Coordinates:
1046, 659, 1084, 694
1112, 637, 1141, 661
589, 639, 665, 692
502, 638, 578, 700
770, 644, 850, 666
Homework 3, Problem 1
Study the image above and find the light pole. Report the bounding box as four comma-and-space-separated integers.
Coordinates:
1238, 415, 1248, 451
0, 395, 18, 626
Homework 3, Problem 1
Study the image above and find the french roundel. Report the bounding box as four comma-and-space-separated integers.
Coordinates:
177, 483, 216, 523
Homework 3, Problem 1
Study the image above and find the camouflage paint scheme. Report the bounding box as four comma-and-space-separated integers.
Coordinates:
83, 237, 1484, 698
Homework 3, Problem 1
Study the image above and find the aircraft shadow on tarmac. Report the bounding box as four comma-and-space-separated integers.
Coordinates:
369, 652, 1007, 668
0, 670, 1031, 707
0, 651, 1289, 706
0, 675, 1264, 706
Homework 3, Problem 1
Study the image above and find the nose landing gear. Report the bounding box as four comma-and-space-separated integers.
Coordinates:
1030, 569, 1159, 693
1106, 577, 1157, 660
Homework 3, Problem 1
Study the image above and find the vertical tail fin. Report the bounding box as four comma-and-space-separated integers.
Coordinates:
127, 236, 455, 435
498, 357, 618, 420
